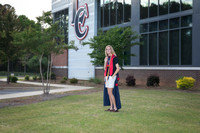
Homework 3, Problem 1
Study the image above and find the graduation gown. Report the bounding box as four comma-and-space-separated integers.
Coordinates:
103, 54, 121, 109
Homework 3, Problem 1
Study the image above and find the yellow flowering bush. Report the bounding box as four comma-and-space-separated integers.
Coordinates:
176, 77, 196, 89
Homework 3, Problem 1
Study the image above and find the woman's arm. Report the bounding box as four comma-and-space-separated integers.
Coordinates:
104, 57, 108, 70
112, 63, 120, 77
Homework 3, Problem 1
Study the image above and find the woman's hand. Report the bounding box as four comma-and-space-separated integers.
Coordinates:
104, 57, 108, 63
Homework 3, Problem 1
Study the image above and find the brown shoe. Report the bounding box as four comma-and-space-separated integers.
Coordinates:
105, 108, 113, 111
110, 109, 118, 112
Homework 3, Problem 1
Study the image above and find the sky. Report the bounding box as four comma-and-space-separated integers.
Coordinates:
0, 0, 52, 22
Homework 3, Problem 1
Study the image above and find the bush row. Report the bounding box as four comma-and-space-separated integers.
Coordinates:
126, 75, 196, 89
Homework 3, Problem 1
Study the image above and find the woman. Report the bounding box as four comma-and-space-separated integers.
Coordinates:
103, 45, 121, 112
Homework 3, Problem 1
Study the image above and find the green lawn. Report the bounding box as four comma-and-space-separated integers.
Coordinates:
0, 89, 200, 133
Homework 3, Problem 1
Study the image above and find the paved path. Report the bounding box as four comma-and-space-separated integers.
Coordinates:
0, 79, 94, 100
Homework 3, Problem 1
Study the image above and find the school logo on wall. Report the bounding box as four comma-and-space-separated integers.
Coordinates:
71, 0, 89, 40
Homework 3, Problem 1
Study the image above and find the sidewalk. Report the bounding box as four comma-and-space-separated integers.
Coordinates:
0, 79, 94, 100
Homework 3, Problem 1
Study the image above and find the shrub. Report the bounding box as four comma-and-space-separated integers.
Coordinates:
38, 75, 41, 80
25, 75, 29, 81
146, 75, 160, 86
176, 76, 196, 89
89, 78, 94, 82
9, 75, 12, 82
60, 79, 66, 83
32, 75, 37, 80
70, 78, 78, 84
63, 76, 68, 80
51, 72, 56, 80
44, 72, 48, 79
10, 76, 18, 83
93, 78, 102, 84
89, 78, 102, 84
126, 75, 136, 86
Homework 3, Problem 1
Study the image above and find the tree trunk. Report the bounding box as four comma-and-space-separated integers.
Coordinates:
46, 55, 50, 94
39, 54, 45, 94
7, 58, 10, 84
24, 63, 26, 76
48, 54, 53, 93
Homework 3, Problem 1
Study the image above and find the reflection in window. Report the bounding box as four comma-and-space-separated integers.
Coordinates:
159, 20, 168, 30
149, 0, 158, 17
54, 9, 68, 44
170, 17, 179, 29
100, 0, 104, 27
124, 48, 131, 65
117, 0, 123, 24
140, 0, 148, 19
140, 34, 148, 65
124, 0, 131, 22
110, 0, 117, 25
181, 15, 192, 27
149, 22, 157, 32
149, 33, 157, 65
140, 23, 148, 33
181, 28, 192, 65
181, 0, 192, 11
170, 0, 180, 13
170, 30, 179, 65
159, 31, 168, 65
104, 0, 110, 27
159, 0, 168, 15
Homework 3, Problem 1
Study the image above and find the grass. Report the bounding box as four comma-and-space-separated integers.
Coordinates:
0, 89, 199, 133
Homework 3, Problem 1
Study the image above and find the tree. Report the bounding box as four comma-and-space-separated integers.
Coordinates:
0, 4, 18, 84
82, 26, 141, 69
13, 15, 39, 75
34, 11, 77, 94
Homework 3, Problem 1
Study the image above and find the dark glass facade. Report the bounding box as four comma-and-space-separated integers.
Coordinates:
140, 15, 192, 66
53, 8, 69, 44
139, 0, 193, 66
140, 0, 193, 19
97, 0, 194, 66
100, 0, 131, 27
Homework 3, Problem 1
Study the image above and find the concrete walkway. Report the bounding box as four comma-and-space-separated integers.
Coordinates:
0, 79, 94, 100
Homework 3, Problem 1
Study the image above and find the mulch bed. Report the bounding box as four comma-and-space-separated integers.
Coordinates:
0, 88, 102, 109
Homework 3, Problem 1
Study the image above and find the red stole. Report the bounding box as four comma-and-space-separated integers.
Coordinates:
104, 54, 115, 76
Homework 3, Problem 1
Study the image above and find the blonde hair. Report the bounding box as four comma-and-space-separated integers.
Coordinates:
105, 45, 116, 57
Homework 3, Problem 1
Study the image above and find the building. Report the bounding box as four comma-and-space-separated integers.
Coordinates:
52, 0, 200, 87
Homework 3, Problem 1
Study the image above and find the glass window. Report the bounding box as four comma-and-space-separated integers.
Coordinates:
181, 0, 192, 11
181, 15, 192, 27
100, 0, 104, 27
124, 0, 131, 22
140, 0, 148, 19
159, 31, 168, 65
170, 0, 180, 13
159, 0, 168, 15
170, 30, 179, 65
110, 0, 117, 25
149, 0, 158, 17
104, 0, 110, 27
117, 0, 123, 24
149, 22, 157, 32
124, 48, 131, 65
149, 33, 157, 65
181, 28, 192, 65
159, 20, 168, 30
140, 34, 148, 65
170, 17, 179, 29
140, 23, 148, 33
53, 9, 69, 44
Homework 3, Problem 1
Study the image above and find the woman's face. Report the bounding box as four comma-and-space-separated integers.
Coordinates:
106, 46, 112, 55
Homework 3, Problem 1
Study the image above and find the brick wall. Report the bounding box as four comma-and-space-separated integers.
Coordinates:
52, 50, 68, 66
52, 68, 68, 77
95, 69, 200, 88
